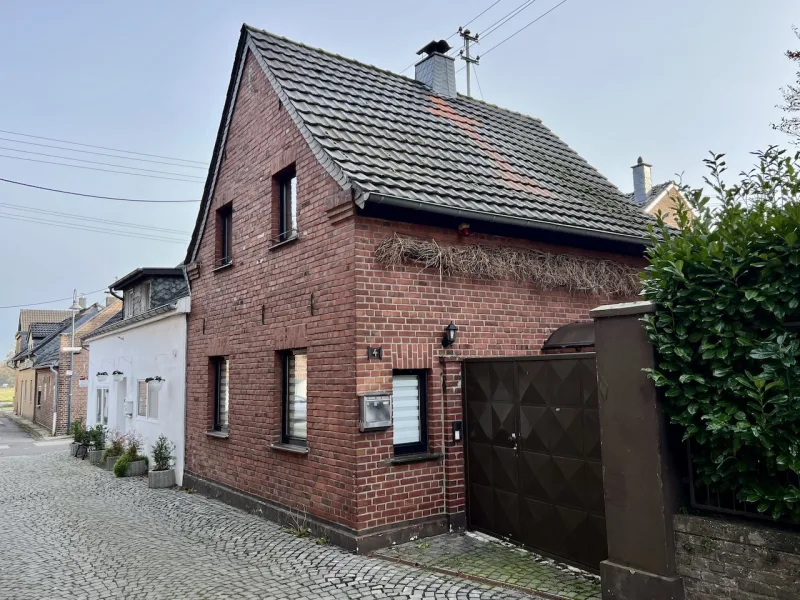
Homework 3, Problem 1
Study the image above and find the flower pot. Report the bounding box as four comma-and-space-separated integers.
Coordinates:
69, 442, 79, 457
112, 373, 124, 383
96, 374, 108, 383
125, 459, 147, 477
148, 380, 164, 392
105, 455, 120, 471
78, 379, 89, 389
87, 449, 103, 466
148, 468, 175, 489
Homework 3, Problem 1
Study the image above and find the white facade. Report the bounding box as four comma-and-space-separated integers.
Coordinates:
86, 297, 189, 485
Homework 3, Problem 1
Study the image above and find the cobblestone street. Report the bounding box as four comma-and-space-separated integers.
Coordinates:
0, 453, 539, 600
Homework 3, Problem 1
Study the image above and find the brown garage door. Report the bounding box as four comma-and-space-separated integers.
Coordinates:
463, 354, 606, 571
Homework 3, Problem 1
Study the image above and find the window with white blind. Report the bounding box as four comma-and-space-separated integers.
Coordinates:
282, 350, 307, 446
136, 381, 158, 421
392, 371, 427, 455
212, 357, 229, 431
96, 388, 109, 426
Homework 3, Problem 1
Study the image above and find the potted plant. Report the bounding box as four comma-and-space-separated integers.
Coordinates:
148, 434, 176, 488
112, 370, 125, 382
86, 425, 106, 466
102, 429, 125, 470
78, 376, 89, 389
69, 419, 86, 457
96, 371, 109, 383
113, 431, 148, 477
145, 376, 164, 392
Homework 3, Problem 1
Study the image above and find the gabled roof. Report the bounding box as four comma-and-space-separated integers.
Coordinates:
30, 323, 62, 338
32, 306, 103, 368
627, 181, 676, 208
187, 25, 654, 263
17, 309, 73, 336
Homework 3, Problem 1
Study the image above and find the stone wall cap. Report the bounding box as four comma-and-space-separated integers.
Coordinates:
590, 300, 655, 319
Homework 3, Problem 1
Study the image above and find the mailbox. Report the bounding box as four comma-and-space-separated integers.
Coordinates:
359, 393, 392, 432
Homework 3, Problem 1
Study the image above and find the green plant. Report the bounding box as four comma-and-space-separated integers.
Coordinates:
123, 430, 143, 460
87, 425, 106, 450
113, 453, 130, 477
151, 435, 175, 471
69, 418, 86, 443
643, 146, 800, 521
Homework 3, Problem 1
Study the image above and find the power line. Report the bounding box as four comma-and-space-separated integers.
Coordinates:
0, 212, 187, 244
0, 146, 205, 179
0, 154, 204, 184
479, 0, 538, 40
0, 136, 207, 170
0, 288, 107, 310
473, 65, 485, 100
0, 129, 206, 165
0, 202, 190, 235
398, 0, 505, 74
456, 0, 569, 73
0, 177, 200, 203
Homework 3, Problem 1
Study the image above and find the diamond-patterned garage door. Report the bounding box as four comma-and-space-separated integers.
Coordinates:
464, 354, 606, 571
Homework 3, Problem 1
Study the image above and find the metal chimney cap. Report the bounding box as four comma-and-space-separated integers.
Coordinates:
417, 40, 452, 56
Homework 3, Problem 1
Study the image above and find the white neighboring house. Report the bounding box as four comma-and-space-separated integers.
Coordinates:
84, 267, 190, 485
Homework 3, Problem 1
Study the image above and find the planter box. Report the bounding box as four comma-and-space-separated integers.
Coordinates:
148, 469, 175, 489
87, 449, 104, 466
105, 455, 120, 471
69, 442, 79, 457
125, 459, 147, 477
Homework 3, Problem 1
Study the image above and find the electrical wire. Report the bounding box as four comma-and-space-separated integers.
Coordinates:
0, 177, 200, 203
0, 129, 206, 165
0, 146, 205, 179
456, 0, 569, 73
0, 212, 187, 244
0, 136, 207, 170
0, 202, 190, 235
473, 65, 485, 100
478, 0, 538, 41
0, 154, 203, 183
0, 288, 107, 309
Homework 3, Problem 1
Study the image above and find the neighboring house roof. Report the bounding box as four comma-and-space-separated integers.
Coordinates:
17, 309, 73, 336
626, 181, 676, 208
187, 25, 654, 264
12, 306, 101, 367
29, 323, 62, 338
110, 267, 185, 291
87, 300, 184, 340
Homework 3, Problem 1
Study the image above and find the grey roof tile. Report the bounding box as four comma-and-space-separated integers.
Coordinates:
627, 181, 674, 208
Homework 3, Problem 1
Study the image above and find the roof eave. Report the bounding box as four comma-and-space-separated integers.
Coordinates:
110, 267, 184, 291
364, 192, 651, 247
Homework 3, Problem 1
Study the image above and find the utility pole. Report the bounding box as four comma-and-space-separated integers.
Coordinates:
458, 27, 480, 97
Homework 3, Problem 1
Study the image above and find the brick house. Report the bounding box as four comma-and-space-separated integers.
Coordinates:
628, 157, 693, 227
182, 25, 653, 554
11, 299, 121, 435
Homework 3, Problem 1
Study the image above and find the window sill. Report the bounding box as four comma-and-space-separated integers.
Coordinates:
270, 442, 308, 455
384, 452, 443, 466
206, 429, 230, 439
268, 234, 299, 251
212, 261, 234, 273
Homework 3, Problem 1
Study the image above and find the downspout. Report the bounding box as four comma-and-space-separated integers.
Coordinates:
49, 365, 58, 436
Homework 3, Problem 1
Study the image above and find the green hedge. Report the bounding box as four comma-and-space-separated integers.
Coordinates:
643, 148, 800, 521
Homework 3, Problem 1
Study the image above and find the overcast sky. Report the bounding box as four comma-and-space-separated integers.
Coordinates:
0, 0, 797, 344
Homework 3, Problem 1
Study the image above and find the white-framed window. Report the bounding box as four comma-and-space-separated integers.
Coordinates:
96, 388, 109, 426
136, 380, 159, 421
124, 281, 151, 319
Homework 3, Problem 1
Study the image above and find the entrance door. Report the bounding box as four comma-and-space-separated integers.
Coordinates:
464, 354, 606, 571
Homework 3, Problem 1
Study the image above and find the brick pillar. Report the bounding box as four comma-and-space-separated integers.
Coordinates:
590, 301, 685, 600
440, 356, 466, 526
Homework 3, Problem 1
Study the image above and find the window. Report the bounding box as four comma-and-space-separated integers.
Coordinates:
136, 381, 158, 420
282, 350, 307, 446
123, 281, 152, 318
216, 203, 233, 267
96, 388, 109, 426
212, 357, 230, 431
393, 371, 428, 456
277, 167, 297, 242
36, 390, 42, 407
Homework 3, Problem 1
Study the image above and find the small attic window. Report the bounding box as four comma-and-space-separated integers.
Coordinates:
123, 282, 151, 319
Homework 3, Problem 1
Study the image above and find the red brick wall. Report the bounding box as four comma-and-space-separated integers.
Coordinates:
352, 218, 644, 530
184, 50, 359, 529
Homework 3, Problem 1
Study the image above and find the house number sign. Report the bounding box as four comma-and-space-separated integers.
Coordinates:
367, 346, 383, 360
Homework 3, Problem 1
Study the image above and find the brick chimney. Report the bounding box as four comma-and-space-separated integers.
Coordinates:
632, 157, 652, 206
415, 40, 456, 98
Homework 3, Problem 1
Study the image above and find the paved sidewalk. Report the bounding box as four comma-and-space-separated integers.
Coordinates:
0, 453, 543, 600
374, 532, 600, 600
0, 410, 72, 456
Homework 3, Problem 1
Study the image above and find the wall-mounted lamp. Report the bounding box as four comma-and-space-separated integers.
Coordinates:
442, 321, 458, 347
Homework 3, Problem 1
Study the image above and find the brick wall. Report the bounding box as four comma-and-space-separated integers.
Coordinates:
352, 218, 643, 530
674, 514, 800, 599
185, 50, 359, 529
648, 187, 692, 227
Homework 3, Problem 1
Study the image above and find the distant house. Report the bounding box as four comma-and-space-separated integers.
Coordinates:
84, 267, 189, 484
627, 157, 692, 227
10, 299, 121, 434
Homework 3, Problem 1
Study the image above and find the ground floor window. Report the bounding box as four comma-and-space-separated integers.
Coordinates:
212, 357, 230, 431
136, 381, 158, 421
392, 371, 428, 456
282, 350, 307, 446
96, 388, 109, 426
